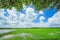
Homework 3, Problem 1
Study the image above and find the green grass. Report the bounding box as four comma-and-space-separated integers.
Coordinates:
0, 28, 60, 40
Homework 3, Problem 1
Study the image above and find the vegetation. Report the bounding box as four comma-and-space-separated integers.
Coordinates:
0, 28, 60, 40
0, 0, 60, 10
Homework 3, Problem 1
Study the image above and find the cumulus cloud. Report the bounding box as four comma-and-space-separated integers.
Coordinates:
39, 16, 45, 21
34, 10, 60, 28
47, 11, 60, 27
0, 6, 60, 28
0, 9, 5, 18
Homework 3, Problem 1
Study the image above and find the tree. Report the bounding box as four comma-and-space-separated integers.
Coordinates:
0, 0, 60, 10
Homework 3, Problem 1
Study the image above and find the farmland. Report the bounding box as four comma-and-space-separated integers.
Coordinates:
0, 28, 60, 40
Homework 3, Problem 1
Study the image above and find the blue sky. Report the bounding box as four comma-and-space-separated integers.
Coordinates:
32, 6, 57, 23
0, 5, 60, 28
4, 6, 57, 23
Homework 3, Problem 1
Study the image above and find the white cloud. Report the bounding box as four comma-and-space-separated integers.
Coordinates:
39, 16, 45, 21
47, 11, 60, 27
0, 7, 60, 28
27, 10, 60, 28
39, 10, 44, 14
0, 9, 5, 18
7, 7, 17, 17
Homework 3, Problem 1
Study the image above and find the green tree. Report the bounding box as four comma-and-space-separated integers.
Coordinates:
0, 0, 60, 10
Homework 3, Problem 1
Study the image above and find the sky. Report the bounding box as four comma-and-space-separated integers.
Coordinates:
0, 5, 60, 28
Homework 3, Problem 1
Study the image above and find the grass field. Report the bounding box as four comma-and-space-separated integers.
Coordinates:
0, 28, 60, 40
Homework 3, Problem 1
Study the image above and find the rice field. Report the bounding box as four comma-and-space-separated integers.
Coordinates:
0, 28, 60, 40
